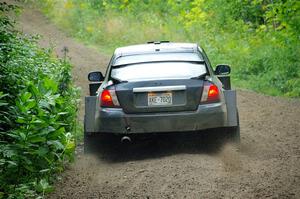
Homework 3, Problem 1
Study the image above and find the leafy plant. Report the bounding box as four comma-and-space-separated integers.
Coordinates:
0, 2, 79, 198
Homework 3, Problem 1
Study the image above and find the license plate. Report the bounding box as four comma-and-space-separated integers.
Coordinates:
148, 92, 172, 106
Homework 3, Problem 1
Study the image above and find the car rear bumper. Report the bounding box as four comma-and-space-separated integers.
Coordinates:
94, 102, 227, 134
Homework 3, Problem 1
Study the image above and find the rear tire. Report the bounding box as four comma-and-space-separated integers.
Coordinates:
84, 132, 100, 154
229, 124, 240, 144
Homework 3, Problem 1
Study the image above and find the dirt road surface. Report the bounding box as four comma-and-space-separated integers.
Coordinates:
17, 6, 300, 199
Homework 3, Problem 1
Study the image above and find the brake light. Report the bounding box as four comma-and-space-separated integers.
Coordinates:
208, 84, 219, 101
201, 82, 220, 103
100, 89, 120, 107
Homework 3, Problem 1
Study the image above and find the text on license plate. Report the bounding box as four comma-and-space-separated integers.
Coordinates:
148, 92, 172, 106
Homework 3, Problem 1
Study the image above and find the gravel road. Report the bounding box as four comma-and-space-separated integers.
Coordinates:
17, 6, 300, 199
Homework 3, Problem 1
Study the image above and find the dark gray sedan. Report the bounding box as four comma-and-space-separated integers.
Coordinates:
84, 41, 239, 151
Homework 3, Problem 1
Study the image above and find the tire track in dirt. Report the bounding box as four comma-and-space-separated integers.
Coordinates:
17, 6, 109, 121
17, 6, 300, 199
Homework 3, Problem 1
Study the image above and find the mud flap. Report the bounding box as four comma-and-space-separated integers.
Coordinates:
224, 90, 238, 127
85, 96, 97, 133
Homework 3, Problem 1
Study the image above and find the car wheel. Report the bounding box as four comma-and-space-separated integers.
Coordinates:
84, 132, 100, 154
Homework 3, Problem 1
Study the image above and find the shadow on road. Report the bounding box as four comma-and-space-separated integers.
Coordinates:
87, 129, 232, 163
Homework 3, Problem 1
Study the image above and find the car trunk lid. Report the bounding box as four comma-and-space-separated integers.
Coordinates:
115, 79, 203, 113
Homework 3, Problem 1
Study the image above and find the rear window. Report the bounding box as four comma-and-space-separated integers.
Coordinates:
111, 62, 207, 82
113, 52, 203, 66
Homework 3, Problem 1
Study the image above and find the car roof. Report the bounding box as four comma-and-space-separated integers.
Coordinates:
114, 42, 201, 57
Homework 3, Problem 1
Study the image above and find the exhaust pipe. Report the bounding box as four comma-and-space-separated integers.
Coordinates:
121, 136, 132, 144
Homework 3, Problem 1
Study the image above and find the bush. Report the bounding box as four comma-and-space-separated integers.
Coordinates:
0, 2, 79, 198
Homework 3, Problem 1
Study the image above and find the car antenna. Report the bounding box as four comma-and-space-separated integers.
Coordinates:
147, 41, 170, 44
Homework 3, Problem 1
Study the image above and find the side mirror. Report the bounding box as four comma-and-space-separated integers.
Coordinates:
88, 71, 104, 82
215, 64, 231, 75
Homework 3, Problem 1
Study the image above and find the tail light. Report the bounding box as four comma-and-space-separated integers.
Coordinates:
200, 82, 220, 103
100, 88, 120, 107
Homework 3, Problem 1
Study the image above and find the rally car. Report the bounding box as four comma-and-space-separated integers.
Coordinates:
84, 41, 239, 152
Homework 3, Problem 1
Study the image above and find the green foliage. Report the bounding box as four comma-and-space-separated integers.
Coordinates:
0, 2, 79, 198
35, 0, 299, 97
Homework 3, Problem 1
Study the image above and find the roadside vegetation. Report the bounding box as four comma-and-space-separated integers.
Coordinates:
36, 0, 299, 97
0, 2, 79, 198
